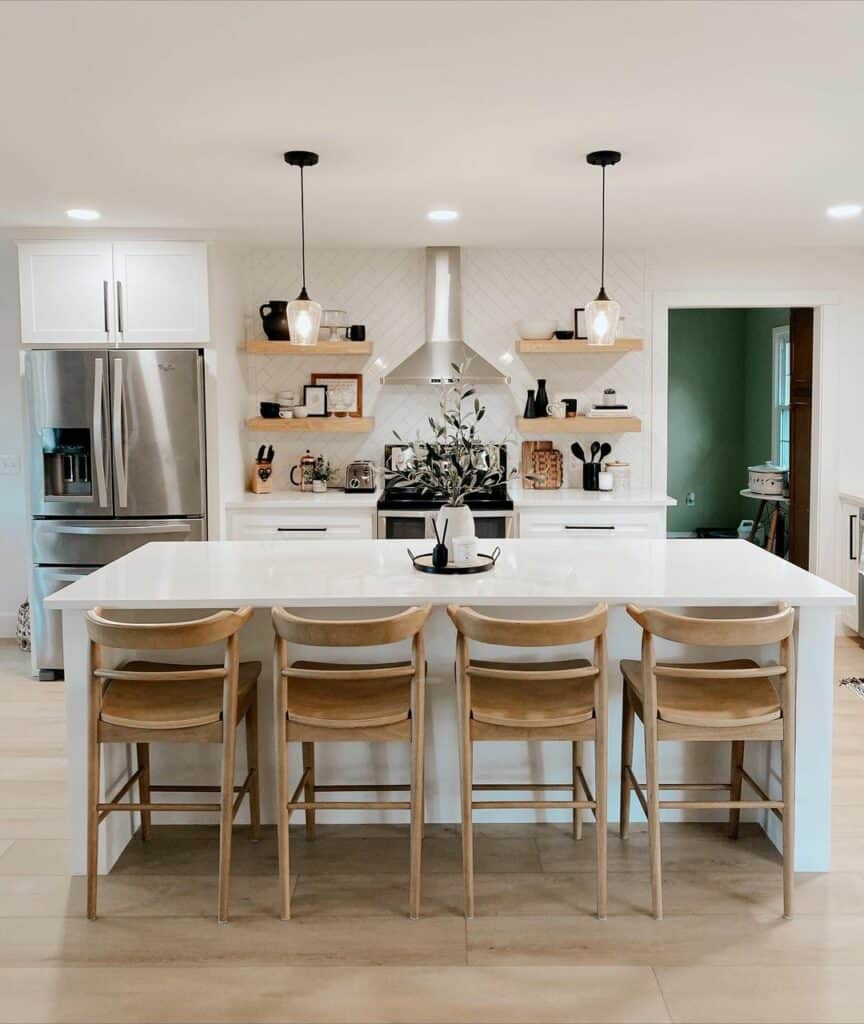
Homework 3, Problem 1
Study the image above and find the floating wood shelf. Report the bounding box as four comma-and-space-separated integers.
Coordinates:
517, 415, 642, 434
245, 340, 373, 356
516, 338, 643, 354
246, 416, 375, 434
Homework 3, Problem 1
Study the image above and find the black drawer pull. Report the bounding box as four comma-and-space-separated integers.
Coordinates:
850, 514, 858, 561
277, 527, 327, 533
565, 525, 615, 530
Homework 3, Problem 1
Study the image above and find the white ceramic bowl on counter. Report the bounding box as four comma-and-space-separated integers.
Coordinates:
517, 319, 557, 340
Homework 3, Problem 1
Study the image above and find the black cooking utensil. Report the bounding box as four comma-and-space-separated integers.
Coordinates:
590, 441, 601, 463
256, 445, 266, 463
599, 442, 612, 463
570, 442, 586, 462
266, 445, 274, 464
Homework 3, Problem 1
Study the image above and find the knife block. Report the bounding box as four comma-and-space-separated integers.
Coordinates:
250, 461, 273, 494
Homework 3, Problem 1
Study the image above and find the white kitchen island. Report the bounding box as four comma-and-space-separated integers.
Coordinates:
47, 538, 853, 876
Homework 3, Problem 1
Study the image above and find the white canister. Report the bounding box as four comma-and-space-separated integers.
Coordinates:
598, 471, 613, 492
605, 460, 630, 492
452, 536, 479, 565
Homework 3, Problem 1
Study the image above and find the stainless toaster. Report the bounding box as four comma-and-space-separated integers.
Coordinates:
344, 461, 376, 492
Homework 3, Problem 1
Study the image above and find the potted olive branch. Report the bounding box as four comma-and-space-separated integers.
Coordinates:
387, 360, 506, 541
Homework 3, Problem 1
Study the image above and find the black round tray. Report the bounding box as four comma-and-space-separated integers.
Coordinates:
407, 546, 500, 575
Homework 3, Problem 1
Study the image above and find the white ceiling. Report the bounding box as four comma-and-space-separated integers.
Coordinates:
2, 0, 863, 248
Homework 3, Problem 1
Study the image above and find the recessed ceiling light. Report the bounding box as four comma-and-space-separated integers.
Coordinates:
427, 209, 459, 223
826, 203, 862, 220
66, 208, 101, 221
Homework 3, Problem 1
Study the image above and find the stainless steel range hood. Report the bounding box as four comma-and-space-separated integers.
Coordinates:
381, 247, 511, 385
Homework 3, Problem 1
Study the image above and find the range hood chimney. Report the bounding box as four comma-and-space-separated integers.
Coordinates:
381, 247, 511, 385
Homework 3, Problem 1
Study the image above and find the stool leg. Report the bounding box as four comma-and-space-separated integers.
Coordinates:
217, 720, 238, 924
620, 685, 635, 839
728, 741, 745, 840
572, 741, 583, 839
302, 742, 316, 841
645, 721, 663, 920
275, 647, 291, 920
782, 723, 796, 919
246, 698, 261, 842
409, 683, 426, 920
595, 731, 608, 920
136, 743, 151, 842
86, 737, 100, 921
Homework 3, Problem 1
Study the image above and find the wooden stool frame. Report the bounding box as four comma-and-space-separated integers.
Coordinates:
448, 603, 610, 919
620, 603, 796, 920
85, 606, 261, 923
272, 604, 431, 920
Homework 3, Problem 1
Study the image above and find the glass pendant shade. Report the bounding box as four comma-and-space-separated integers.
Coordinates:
287, 289, 322, 346
585, 288, 620, 346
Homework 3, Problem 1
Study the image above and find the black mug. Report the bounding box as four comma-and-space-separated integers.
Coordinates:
583, 463, 601, 491
348, 325, 366, 341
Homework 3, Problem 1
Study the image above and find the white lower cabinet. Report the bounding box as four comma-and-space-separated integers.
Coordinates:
226, 507, 375, 542
517, 506, 667, 540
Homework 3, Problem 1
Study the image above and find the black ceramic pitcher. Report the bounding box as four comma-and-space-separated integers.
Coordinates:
259, 300, 292, 341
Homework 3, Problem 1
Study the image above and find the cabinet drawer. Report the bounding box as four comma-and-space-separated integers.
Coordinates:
517, 507, 664, 539
227, 509, 374, 541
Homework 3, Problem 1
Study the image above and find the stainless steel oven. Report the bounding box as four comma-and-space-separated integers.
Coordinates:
377, 509, 514, 540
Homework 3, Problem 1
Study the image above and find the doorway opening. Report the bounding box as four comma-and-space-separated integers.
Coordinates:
666, 307, 813, 568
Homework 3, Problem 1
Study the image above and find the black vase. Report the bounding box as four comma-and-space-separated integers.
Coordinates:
523, 389, 537, 418
535, 378, 549, 416
583, 463, 601, 491
259, 300, 292, 341
432, 543, 449, 569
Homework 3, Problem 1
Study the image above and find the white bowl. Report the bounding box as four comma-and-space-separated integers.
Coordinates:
517, 319, 557, 340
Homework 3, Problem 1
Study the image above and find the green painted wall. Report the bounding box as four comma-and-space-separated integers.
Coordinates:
667, 308, 788, 535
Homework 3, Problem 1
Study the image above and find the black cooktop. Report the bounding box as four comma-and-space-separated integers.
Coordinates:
378, 442, 513, 512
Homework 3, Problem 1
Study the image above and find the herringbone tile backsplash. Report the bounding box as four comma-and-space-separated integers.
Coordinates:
242, 247, 647, 490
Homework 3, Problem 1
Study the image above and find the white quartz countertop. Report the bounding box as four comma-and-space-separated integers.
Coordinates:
839, 491, 864, 508
47, 538, 853, 610
225, 489, 380, 510
509, 483, 676, 508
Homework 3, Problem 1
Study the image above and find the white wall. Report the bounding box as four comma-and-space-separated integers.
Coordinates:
0, 240, 28, 636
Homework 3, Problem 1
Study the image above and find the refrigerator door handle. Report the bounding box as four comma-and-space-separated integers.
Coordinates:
46, 523, 192, 536
92, 357, 108, 508
112, 357, 128, 508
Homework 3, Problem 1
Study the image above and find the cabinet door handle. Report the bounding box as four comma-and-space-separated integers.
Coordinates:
850, 514, 858, 561
102, 281, 109, 335
565, 524, 615, 530
277, 527, 327, 533
116, 280, 124, 335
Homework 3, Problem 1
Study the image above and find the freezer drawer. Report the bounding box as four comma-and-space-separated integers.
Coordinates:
32, 566, 95, 678
33, 518, 206, 565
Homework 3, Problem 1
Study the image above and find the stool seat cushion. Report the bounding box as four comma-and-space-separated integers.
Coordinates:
100, 661, 261, 730
285, 661, 413, 728
620, 658, 781, 727
469, 659, 595, 728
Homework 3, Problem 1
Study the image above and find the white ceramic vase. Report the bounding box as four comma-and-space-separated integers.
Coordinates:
435, 504, 474, 543
311, 480, 327, 493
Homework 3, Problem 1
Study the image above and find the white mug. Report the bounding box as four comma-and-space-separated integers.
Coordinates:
452, 536, 478, 565
293, 405, 308, 419
547, 401, 566, 419
278, 409, 294, 419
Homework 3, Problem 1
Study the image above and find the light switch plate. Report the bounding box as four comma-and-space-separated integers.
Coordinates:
0, 454, 21, 476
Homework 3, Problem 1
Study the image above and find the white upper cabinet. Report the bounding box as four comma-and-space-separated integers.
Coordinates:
112, 242, 209, 344
19, 241, 114, 344
18, 241, 210, 346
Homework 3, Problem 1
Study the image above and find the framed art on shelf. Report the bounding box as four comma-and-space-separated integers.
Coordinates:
311, 372, 363, 418
303, 384, 328, 417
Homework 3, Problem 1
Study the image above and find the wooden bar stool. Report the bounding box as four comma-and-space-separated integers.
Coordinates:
84, 606, 261, 923
619, 603, 796, 919
447, 603, 609, 919
272, 604, 431, 920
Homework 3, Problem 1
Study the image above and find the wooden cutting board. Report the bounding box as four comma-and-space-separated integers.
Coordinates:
521, 441, 563, 489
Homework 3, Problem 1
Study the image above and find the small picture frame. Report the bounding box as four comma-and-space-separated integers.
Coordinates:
303, 384, 328, 417
311, 373, 363, 418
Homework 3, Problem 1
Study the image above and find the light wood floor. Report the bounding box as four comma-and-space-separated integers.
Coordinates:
1, 635, 863, 1023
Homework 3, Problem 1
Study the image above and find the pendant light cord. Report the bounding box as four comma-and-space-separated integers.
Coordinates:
600, 165, 606, 290
299, 165, 307, 292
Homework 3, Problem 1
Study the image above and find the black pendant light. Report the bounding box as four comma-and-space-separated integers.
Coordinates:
585, 150, 622, 346
284, 150, 321, 346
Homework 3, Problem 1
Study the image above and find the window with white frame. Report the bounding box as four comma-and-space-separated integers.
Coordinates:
772, 325, 791, 469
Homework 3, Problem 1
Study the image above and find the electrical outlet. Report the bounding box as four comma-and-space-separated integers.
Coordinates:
686, 491, 696, 507
0, 454, 20, 476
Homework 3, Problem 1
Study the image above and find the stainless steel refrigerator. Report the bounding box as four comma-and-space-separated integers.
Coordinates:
25, 349, 207, 678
